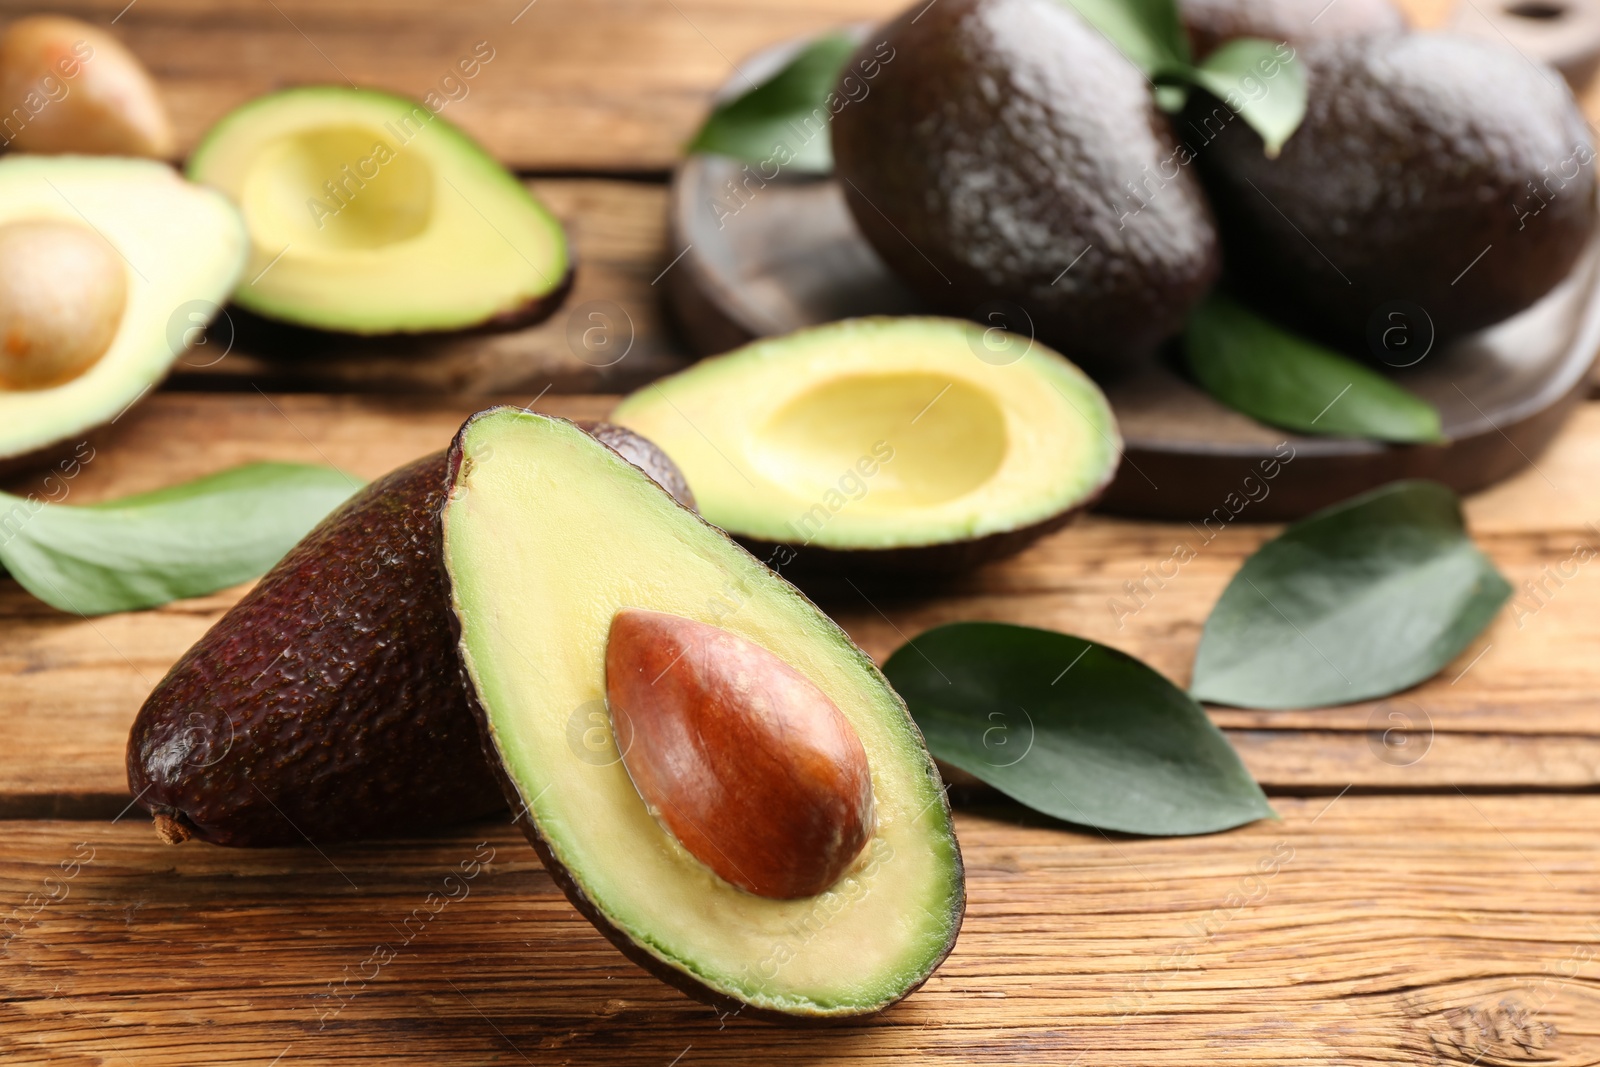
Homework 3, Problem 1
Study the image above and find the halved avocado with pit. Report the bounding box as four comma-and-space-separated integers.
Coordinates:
188, 87, 570, 335
611, 317, 1121, 572
441, 408, 964, 1021
0, 156, 247, 474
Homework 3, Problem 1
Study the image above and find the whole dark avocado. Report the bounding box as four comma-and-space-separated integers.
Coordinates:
126, 452, 491, 846
1197, 33, 1597, 345
832, 0, 1220, 368
1180, 0, 1405, 59
126, 423, 694, 847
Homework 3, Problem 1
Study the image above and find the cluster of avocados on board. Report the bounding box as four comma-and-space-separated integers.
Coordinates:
831, 0, 1595, 358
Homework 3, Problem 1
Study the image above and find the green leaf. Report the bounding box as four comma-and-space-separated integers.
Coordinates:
1190, 38, 1306, 156
1191, 481, 1511, 710
884, 622, 1273, 836
685, 32, 857, 173
0, 463, 361, 615
1185, 292, 1444, 443
1059, 0, 1191, 80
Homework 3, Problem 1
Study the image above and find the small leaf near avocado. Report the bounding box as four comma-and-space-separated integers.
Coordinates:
1059, 0, 1309, 142
1191, 38, 1306, 156
685, 32, 857, 172
0, 462, 360, 615
1059, 0, 1191, 81
1191, 481, 1511, 710
1185, 292, 1444, 444
883, 622, 1273, 836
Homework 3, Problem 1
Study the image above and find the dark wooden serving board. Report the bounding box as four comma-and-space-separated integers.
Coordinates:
666, 32, 1600, 520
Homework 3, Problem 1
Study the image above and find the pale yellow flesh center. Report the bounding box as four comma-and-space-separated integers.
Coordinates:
756, 372, 1008, 511
240, 125, 434, 253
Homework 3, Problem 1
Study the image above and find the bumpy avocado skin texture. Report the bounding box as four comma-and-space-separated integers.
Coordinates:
126, 423, 695, 847
441, 410, 964, 1024
832, 0, 1219, 367
126, 453, 500, 846
1198, 34, 1597, 345
1180, 0, 1404, 59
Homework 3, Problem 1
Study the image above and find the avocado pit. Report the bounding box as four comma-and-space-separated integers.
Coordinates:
0, 218, 126, 390
604, 607, 875, 900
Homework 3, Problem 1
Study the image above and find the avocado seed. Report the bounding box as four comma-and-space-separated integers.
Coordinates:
0, 219, 127, 390
0, 16, 175, 158
605, 608, 876, 900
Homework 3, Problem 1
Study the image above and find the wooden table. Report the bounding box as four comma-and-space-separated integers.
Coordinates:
3, 2, 1599, 1064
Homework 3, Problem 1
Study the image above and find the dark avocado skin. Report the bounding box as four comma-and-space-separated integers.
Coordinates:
1180, 0, 1405, 59
126, 422, 694, 847
582, 420, 696, 512
832, 0, 1220, 368
1197, 33, 1597, 345
126, 452, 500, 847
442, 409, 964, 1024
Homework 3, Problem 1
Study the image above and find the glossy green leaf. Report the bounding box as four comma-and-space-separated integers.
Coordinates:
1059, 0, 1191, 80
884, 622, 1273, 835
684, 32, 857, 173
1191, 481, 1511, 709
0, 463, 361, 615
1190, 38, 1306, 155
1185, 292, 1444, 443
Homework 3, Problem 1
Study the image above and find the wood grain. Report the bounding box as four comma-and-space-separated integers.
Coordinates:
4, 393, 1600, 818
2, 797, 1597, 1064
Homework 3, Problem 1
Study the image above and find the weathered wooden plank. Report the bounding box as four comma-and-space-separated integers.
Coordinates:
2, 393, 1599, 814
2, 797, 1597, 1064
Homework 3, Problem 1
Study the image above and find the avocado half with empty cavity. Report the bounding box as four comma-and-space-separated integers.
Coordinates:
187, 87, 571, 334
611, 317, 1121, 573
442, 408, 964, 1020
0, 156, 247, 475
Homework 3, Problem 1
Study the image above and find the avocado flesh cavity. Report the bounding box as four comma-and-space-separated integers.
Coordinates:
611, 317, 1120, 571
0, 156, 246, 472
188, 87, 570, 334
126, 423, 693, 847
832, 0, 1220, 366
1198, 34, 1597, 344
442, 409, 964, 1019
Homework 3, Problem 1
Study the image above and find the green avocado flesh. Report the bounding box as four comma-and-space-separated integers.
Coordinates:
442, 409, 964, 1017
0, 156, 246, 464
611, 317, 1120, 552
187, 87, 568, 334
